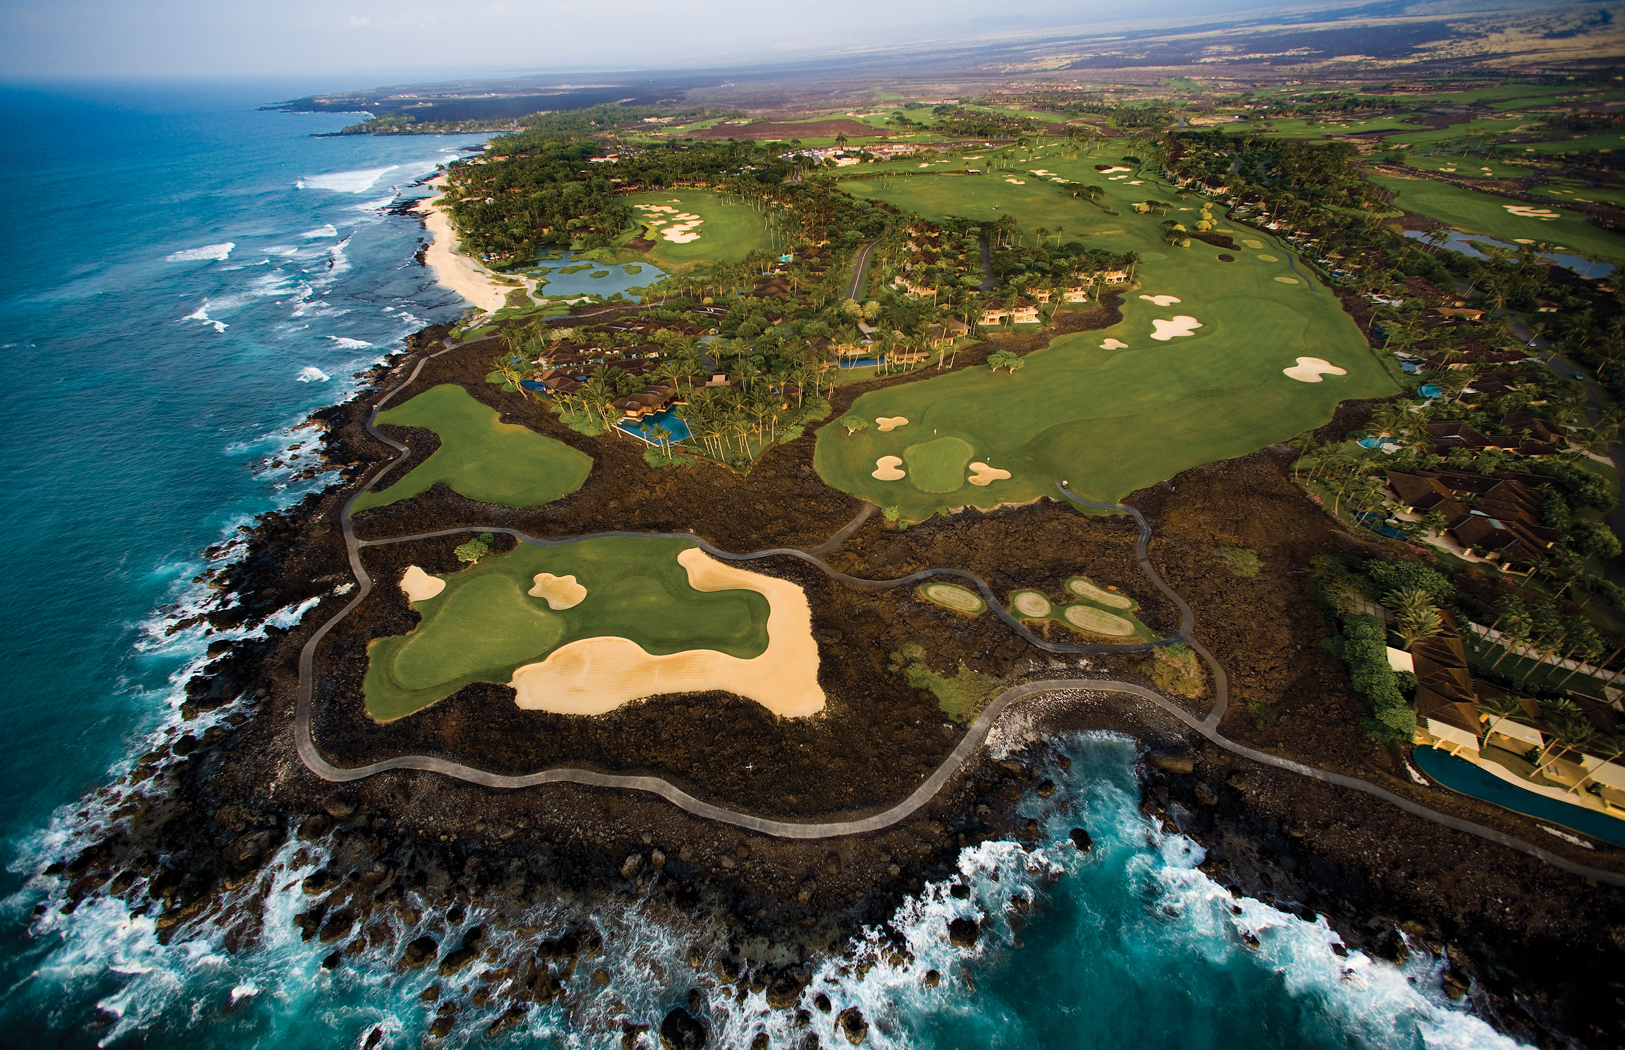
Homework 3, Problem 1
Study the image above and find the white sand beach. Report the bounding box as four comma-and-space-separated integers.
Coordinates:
415, 175, 518, 316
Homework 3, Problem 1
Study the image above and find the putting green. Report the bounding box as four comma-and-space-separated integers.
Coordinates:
364, 536, 771, 720
919, 582, 986, 614
1005, 578, 1157, 641
814, 236, 1395, 518
1366, 175, 1625, 263
354, 384, 592, 512
903, 437, 976, 493
623, 189, 773, 266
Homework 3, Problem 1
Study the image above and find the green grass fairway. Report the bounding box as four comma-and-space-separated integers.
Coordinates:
623, 189, 773, 266
903, 437, 976, 492
1214, 117, 1421, 139
1534, 183, 1625, 208
364, 536, 771, 719
1367, 175, 1625, 263
1515, 134, 1625, 156
354, 384, 592, 512
815, 242, 1395, 518
1384, 118, 1529, 149
1399, 155, 1529, 180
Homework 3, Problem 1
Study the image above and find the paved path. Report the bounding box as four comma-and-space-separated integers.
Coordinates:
846, 239, 880, 301
289, 338, 1625, 885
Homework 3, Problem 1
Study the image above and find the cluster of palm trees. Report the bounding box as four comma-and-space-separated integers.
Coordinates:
1478, 692, 1625, 800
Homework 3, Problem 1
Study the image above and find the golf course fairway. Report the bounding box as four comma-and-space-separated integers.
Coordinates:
355, 384, 592, 512
365, 536, 811, 720
815, 245, 1396, 519
1366, 174, 1625, 264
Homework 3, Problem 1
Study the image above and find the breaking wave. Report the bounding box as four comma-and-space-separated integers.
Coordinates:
296, 166, 397, 193
166, 242, 234, 262
296, 366, 330, 382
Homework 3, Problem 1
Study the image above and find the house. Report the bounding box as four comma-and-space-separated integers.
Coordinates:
1384, 470, 1558, 569
981, 298, 1039, 325
1099, 270, 1129, 285
927, 319, 969, 347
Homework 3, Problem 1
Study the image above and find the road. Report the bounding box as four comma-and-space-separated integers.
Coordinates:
288, 337, 1625, 884
846, 239, 880, 300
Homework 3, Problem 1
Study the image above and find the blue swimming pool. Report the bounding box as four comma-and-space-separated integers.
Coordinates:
1411, 747, 1625, 848
615, 406, 694, 445
1356, 437, 1383, 448
1418, 383, 1443, 399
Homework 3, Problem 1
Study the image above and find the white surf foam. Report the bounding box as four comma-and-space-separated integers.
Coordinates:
325, 336, 372, 350
182, 301, 228, 333
296, 366, 330, 383
166, 242, 234, 262
296, 166, 397, 193
301, 224, 338, 239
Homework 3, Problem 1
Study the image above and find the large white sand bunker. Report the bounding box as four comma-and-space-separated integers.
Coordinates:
528, 572, 586, 610
1283, 357, 1348, 383
1004, 178, 1026, 184
873, 455, 906, 480
876, 416, 910, 432
1140, 294, 1182, 307
1256, 254, 1278, 262
508, 548, 825, 717
1505, 205, 1559, 220
967, 462, 1011, 486
1012, 591, 1053, 618
1068, 578, 1132, 608
1100, 338, 1129, 350
1242, 239, 1265, 249
1099, 166, 1133, 174
1150, 316, 1202, 341
1274, 276, 1300, 285
400, 566, 445, 603
1063, 605, 1134, 636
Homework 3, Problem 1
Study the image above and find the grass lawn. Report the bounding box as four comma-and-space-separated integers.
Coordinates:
817, 169, 1395, 518
1215, 117, 1421, 139
1384, 118, 1530, 148
1533, 183, 1625, 208
364, 536, 771, 719
354, 384, 592, 512
1514, 133, 1625, 156
1398, 154, 1530, 180
622, 189, 773, 267
1366, 174, 1625, 263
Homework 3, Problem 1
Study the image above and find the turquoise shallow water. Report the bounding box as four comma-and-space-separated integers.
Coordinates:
0, 83, 1526, 1048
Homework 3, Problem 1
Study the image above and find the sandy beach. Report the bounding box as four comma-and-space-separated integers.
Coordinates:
415, 174, 520, 316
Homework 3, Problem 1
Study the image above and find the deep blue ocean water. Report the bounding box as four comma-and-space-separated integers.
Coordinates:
0, 82, 1525, 1048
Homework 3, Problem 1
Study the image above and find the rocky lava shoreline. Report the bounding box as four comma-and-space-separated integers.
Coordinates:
27, 323, 1625, 1047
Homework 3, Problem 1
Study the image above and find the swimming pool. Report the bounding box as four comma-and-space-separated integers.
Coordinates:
1411, 746, 1625, 848
615, 407, 694, 445
1418, 383, 1443, 399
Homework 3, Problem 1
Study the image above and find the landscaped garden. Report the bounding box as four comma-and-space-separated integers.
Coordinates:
354, 384, 593, 512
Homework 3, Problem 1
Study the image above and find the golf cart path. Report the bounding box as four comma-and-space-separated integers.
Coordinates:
290, 337, 1625, 885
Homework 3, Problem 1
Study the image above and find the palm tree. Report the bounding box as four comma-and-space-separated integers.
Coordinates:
1567, 734, 1625, 796
1477, 691, 1528, 751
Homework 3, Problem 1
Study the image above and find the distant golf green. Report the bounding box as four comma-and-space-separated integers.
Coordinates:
1367, 174, 1625, 263
814, 210, 1396, 517
354, 384, 592, 512
623, 188, 773, 266
365, 536, 771, 719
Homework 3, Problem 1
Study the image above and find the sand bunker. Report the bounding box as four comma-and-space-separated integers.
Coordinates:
1514, 238, 1536, 244
876, 416, 910, 432
1505, 205, 1559, 220
921, 583, 984, 614
1283, 357, 1348, 383
1012, 591, 1053, 618
1274, 276, 1300, 284
508, 548, 825, 717
1149, 316, 1202, 341
1098, 166, 1132, 174
1100, 338, 1130, 350
1063, 605, 1134, 636
873, 455, 906, 480
967, 462, 1011, 486
528, 572, 586, 610
400, 566, 445, 603
1068, 578, 1133, 608
1005, 178, 1026, 184
1242, 239, 1264, 249
1140, 294, 1182, 306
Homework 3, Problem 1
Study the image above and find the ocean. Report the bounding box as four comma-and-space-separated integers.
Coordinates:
0, 81, 1526, 1048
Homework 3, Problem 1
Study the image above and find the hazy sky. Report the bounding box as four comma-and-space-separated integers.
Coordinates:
0, 0, 1309, 82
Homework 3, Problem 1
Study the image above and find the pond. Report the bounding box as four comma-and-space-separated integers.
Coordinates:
1401, 229, 1614, 277
526, 251, 668, 301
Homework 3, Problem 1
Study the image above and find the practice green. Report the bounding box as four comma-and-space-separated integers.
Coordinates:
903, 437, 976, 493
354, 384, 592, 512
365, 536, 771, 720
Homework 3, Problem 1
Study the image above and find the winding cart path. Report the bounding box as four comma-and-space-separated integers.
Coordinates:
291, 339, 1625, 885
